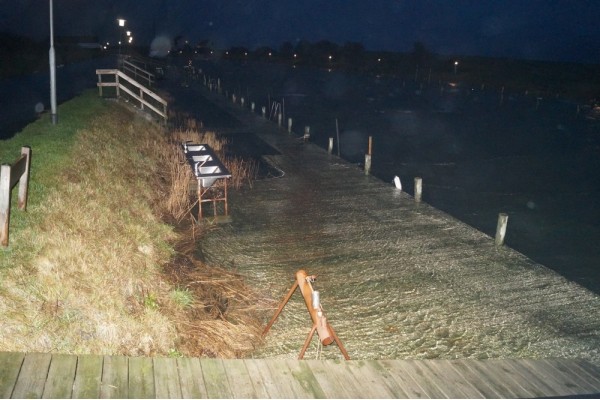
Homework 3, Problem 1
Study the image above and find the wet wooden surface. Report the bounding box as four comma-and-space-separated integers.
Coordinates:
1, 351, 600, 398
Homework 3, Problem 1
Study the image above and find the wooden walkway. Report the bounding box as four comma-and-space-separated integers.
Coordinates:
1, 352, 600, 398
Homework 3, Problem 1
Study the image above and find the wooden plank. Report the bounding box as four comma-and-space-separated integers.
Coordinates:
128, 357, 155, 399
520, 359, 582, 397
260, 359, 298, 399
100, 355, 128, 399
176, 357, 208, 399
11, 353, 52, 399
199, 358, 233, 398
153, 357, 182, 399
377, 360, 430, 399
540, 359, 600, 394
570, 360, 600, 387
0, 352, 24, 399
285, 360, 327, 399
42, 354, 77, 399
471, 359, 543, 398
72, 354, 103, 399
303, 360, 353, 398
221, 359, 256, 399
492, 359, 563, 398
345, 360, 407, 398
241, 359, 273, 399
419, 359, 483, 398
447, 359, 517, 399
382, 359, 447, 398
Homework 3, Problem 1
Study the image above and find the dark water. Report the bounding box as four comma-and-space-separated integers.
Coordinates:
194, 59, 600, 294
0, 56, 116, 140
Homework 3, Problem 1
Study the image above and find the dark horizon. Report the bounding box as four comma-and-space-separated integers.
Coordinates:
1, 0, 599, 65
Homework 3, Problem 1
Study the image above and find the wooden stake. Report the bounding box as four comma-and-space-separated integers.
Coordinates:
495, 213, 509, 246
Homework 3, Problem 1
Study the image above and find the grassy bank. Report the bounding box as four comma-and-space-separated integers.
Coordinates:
0, 91, 267, 357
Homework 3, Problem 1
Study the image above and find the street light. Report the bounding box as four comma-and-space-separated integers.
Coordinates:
454, 60, 459, 75
117, 18, 126, 56
49, 0, 57, 124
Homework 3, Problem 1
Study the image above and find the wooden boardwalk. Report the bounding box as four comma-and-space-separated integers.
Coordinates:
1, 352, 600, 398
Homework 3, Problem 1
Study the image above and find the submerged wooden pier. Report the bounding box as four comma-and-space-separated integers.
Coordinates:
1, 351, 600, 398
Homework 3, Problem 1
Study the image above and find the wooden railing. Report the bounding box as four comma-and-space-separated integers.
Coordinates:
1, 147, 31, 247
119, 58, 155, 87
96, 69, 168, 124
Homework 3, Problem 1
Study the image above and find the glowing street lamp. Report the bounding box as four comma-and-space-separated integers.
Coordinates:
454, 60, 459, 75
117, 18, 126, 56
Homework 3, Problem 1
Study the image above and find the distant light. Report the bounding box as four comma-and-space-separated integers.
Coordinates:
268, 52, 272, 56
106, 42, 110, 46
378, 58, 381, 62
244, 52, 248, 56
126, 31, 131, 37
454, 61, 459, 65
293, 53, 297, 58
117, 18, 126, 27
328, 55, 332, 60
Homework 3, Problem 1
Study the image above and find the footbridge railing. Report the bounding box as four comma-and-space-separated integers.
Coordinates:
95, 69, 168, 124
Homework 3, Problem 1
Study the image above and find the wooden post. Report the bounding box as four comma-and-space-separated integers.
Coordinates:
328, 137, 334, 154
277, 112, 282, 127
251, 102, 255, 112
98, 73, 103, 96
364, 154, 371, 175
0, 164, 10, 247
262, 106, 266, 118
368, 135, 373, 156
414, 177, 422, 203
303, 126, 310, 142
495, 213, 509, 246
1, 147, 31, 247
240, 97, 245, 108
288, 117, 292, 133
232, 94, 236, 104
115, 73, 120, 98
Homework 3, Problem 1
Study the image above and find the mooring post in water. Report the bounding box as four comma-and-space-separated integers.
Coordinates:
304, 126, 310, 142
277, 112, 282, 127
328, 137, 334, 154
251, 102, 255, 113
288, 117, 293, 133
495, 213, 509, 246
262, 106, 266, 118
262, 269, 350, 360
415, 177, 422, 203
240, 97, 245, 108
364, 136, 372, 175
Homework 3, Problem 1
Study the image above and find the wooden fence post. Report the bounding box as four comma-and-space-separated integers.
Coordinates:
495, 213, 509, 246
1, 146, 31, 247
414, 177, 422, 203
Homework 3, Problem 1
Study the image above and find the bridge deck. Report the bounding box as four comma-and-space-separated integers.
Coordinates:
1, 352, 600, 398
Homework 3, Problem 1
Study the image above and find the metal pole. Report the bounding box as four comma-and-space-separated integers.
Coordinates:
49, 0, 58, 124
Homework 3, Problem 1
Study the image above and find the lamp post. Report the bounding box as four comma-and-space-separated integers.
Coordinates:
49, 0, 57, 124
454, 60, 459, 75
117, 18, 126, 57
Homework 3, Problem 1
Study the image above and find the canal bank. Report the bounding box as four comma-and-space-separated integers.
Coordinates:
160, 71, 600, 363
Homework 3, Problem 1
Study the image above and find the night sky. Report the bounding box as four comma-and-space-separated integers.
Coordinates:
1, 0, 599, 64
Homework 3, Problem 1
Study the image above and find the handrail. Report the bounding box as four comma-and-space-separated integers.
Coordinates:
96, 69, 168, 123
120, 58, 155, 87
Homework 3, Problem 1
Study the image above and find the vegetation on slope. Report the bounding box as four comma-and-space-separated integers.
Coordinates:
0, 91, 267, 357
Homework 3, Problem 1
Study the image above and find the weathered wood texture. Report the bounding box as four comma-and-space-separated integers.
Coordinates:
1, 352, 599, 398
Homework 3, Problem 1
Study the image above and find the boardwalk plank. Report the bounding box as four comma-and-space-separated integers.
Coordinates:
0, 352, 24, 399
448, 359, 516, 399
241, 359, 271, 399
307, 360, 357, 398
424, 359, 485, 398
494, 359, 564, 397
476, 359, 545, 398
539, 359, 599, 394
153, 357, 182, 399
222, 359, 257, 398
387, 359, 448, 398
176, 357, 208, 399
128, 357, 155, 399
200, 358, 233, 398
378, 360, 430, 399
11, 353, 52, 399
363, 360, 414, 398
100, 355, 128, 399
42, 354, 77, 399
285, 360, 327, 399
72, 355, 103, 399
261, 359, 299, 399
572, 360, 600, 386
521, 358, 582, 396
